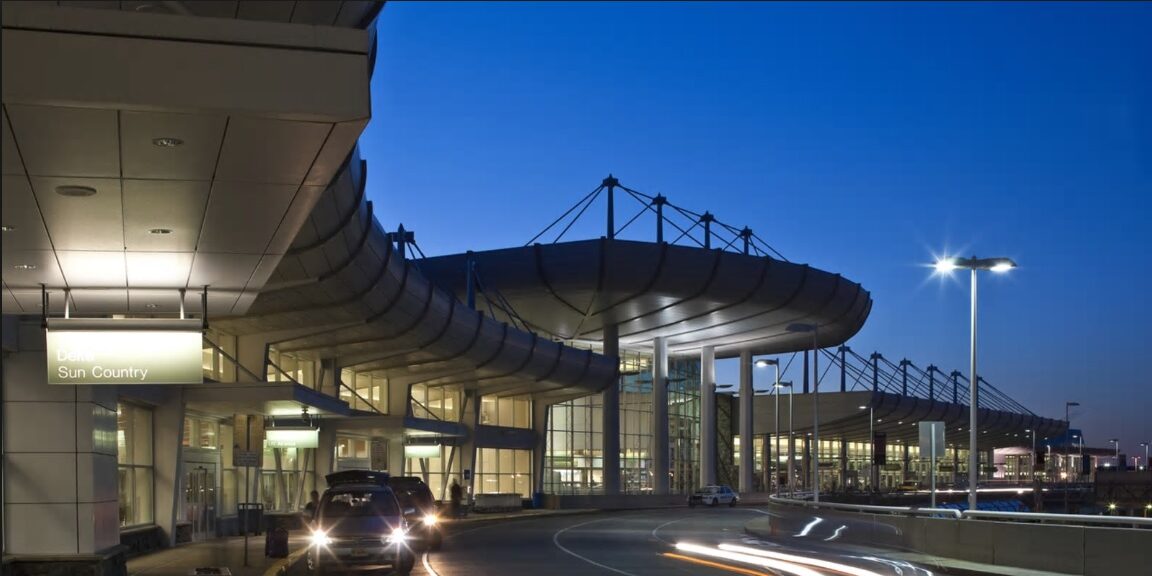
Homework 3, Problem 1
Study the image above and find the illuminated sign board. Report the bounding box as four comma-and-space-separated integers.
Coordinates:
265, 428, 319, 449
46, 318, 203, 385
404, 444, 441, 458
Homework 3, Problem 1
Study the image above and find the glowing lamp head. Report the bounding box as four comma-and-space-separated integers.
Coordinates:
934, 258, 959, 273
422, 514, 438, 526
989, 261, 1015, 273
386, 527, 408, 544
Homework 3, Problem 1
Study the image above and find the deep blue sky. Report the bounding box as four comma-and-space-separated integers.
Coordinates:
360, 2, 1151, 457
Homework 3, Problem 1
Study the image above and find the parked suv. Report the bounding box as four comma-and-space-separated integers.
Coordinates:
307, 470, 415, 575
388, 476, 443, 551
687, 485, 739, 507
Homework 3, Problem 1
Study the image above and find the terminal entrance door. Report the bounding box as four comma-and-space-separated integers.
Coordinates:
183, 452, 219, 541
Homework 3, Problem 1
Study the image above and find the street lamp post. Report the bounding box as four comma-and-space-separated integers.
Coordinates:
1064, 401, 1079, 512
1025, 429, 1036, 482
1109, 438, 1120, 467
787, 323, 820, 502
1141, 442, 1150, 471
860, 404, 874, 493
935, 255, 1017, 511
776, 380, 793, 497
755, 358, 780, 494
783, 381, 794, 497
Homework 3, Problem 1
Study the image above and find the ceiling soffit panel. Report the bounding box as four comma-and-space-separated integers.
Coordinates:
30, 177, 123, 251
198, 182, 298, 253
304, 121, 367, 186
266, 185, 327, 255
57, 251, 126, 288
214, 117, 331, 185
2, 250, 66, 287
188, 252, 261, 290
122, 179, 210, 252
1, 107, 24, 175
8, 288, 68, 316
291, 1, 343, 26
5, 104, 119, 177
70, 289, 127, 315
237, 0, 294, 23
125, 252, 194, 287
1, 175, 51, 251
120, 111, 226, 180
184, 1, 241, 19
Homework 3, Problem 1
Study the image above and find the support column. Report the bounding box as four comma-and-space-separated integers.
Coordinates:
700, 345, 717, 486
839, 441, 848, 493
153, 388, 186, 547
315, 424, 337, 491
738, 350, 754, 493
1, 321, 121, 565
460, 389, 482, 500
601, 324, 620, 495
532, 399, 550, 504
759, 434, 772, 492
652, 336, 669, 495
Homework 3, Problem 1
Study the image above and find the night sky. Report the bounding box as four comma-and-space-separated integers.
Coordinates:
359, 2, 1151, 458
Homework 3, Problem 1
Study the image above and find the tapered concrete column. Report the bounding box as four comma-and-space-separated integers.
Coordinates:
532, 399, 550, 500
315, 424, 337, 491
601, 324, 620, 495
652, 336, 669, 494
459, 389, 482, 498
738, 350, 754, 493
153, 388, 186, 547
699, 346, 717, 486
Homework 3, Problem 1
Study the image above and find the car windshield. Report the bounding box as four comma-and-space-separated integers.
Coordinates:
321, 489, 399, 518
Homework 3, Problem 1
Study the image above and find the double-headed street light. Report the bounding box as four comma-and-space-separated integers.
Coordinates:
935, 255, 1017, 511
787, 322, 820, 503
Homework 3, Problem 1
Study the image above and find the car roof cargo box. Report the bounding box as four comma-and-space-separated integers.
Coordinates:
325, 470, 390, 487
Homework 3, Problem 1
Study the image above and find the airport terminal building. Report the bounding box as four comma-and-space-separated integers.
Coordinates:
0, 1, 1066, 572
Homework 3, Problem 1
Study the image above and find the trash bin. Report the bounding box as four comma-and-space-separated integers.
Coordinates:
238, 503, 263, 536
532, 491, 544, 509
265, 520, 289, 558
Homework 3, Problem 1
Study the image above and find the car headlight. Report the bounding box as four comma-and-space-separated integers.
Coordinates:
422, 514, 438, 526
385, 527, 408, 544
310, 530, 332, 547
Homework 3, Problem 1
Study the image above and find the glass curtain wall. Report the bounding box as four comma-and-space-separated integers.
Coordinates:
117, 402, 153, 527
479, 396, 530, 427
340, 369, 389, 413
544, 352, 701, 495
411, 384, 461, 421
476, 448, 532, 496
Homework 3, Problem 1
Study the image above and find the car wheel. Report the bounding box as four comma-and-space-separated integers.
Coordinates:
708, 497, 717, 507
395, 551, 415, 576
728, 498, 737, 507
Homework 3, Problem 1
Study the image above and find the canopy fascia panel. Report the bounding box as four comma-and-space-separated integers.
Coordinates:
213, 148, 618, 399
419, 239, 872, 359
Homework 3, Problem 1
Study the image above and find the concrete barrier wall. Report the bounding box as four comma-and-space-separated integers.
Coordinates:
473, 493, 521, 512
750, 502, 1152, 575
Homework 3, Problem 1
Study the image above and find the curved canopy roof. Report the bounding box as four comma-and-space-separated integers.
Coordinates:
420, 240, 872, 358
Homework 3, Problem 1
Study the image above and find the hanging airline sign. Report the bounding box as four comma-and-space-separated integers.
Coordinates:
918, 421, 946, 460
46, 318, 203, 385
265, 427, 319, 449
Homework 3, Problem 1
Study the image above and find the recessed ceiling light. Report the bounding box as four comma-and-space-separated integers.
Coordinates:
12, 264, 37, 271
152, 137, 184, 148
144, 303, 159, 309
0, 225, 14, 232
149, 228, 173, 235
55, 185, 98, 197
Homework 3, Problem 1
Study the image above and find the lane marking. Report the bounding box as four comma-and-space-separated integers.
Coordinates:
552, 519, 641, 576
650, 518, 686, 543
422, 551, 440, 576
793, 517, 823, 537
824, 525, 848, 542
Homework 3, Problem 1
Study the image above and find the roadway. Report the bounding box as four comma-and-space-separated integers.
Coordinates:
417, 508, 945, 576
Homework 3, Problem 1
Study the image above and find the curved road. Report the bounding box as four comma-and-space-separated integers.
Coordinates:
417, 508, 941, 576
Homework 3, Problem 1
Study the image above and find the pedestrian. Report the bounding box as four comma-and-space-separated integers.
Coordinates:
303, 489, 320, 522
449, 479, 463, 519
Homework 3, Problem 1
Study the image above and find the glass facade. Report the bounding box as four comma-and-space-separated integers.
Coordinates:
476, 448, 532, 496
341, 369, 389, 413
117, 402, 153, 527
544, 351, 701, 495
480, 395, 530, 427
